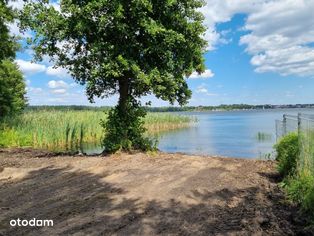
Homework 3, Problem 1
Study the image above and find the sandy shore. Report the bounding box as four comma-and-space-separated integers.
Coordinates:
0, 148, 311, 235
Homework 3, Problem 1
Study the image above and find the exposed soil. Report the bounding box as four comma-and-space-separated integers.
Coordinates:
0, 148, 312, 236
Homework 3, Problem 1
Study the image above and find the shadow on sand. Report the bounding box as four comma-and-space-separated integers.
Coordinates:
0, 166, 310, 235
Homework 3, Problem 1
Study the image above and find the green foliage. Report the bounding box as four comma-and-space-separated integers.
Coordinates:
303, 185, 314, 219
0, 60, 27, 120
0, 1, 26, 121
20, 0, 207, 152
20, 0, 206, 103
0, 109, 192, 151
274, 132, 299, 177
276, 133, 314, 223
285, 171, 314, 218
0, 110, 107, 150
0, 0, 18, 61
102, 99, 156, 153
0, 126, 33, 147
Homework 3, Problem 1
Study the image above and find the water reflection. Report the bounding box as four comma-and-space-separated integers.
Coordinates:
83, 108, 314, 158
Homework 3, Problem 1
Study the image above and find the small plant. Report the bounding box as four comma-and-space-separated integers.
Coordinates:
274, 132, 299, 177
256, 132, 272, 142
285, 170, 314, 218
259, 152, 274, 160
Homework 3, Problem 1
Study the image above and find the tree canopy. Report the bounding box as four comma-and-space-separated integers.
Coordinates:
0, 60, 26, 118
0, 0, 18, 60
20, 0, 207, 152
0, 0, 26, 120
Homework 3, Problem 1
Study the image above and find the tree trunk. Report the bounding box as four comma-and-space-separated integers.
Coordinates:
118, 78, 129, 110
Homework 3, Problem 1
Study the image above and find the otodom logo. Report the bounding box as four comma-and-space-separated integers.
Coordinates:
10, 218, 53, 227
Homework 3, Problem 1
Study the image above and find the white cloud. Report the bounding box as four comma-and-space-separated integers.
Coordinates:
238, 0, 314, 77
196, 84, 218, 96
50, 89, 67, 95
46, 66, 70, 78
48, 80, 68, 89
196, 87, 208, 93
15, 59, 46, 74
13, 0, 314, 79
70, 82, 78, 87
199, 0, 266, 50
26, 87, 43, 94
8, 21, 32, 38
189, 69, 215, 79
200, 0, 314, 77
48, 80, 69, 95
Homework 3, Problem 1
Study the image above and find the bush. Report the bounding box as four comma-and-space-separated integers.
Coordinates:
285, 171, 314, 220
274, 132, 299, 177
101, 99, 157, 153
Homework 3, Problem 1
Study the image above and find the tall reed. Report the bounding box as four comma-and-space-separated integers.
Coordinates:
0, 110, 195, 151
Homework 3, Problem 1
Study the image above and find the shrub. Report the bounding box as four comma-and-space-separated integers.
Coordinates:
101, 99, 157, 153
274, 132, 299, 177
285, 170, 314, 220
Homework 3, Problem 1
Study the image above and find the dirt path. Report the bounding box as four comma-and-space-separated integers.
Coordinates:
0, 149, 310, 235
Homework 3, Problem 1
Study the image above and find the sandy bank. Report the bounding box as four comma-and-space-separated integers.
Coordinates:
0, 148, 310, 235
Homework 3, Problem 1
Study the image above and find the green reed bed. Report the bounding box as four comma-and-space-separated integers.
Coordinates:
145, 113, 196, 133
0, 110, 195, 151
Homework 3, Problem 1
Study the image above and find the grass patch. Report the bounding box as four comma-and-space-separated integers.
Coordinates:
0, 110, 195, 151
284, 171, 314, 219
256, 132, 272, 142
275, 132, 314, 223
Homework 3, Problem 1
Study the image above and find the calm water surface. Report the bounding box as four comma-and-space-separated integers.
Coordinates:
84, 108, 314, 158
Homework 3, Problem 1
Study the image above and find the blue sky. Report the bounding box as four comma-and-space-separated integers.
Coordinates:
9, 0, 314, 107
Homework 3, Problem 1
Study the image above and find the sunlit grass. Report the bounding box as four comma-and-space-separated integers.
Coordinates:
0, 110, 195, 151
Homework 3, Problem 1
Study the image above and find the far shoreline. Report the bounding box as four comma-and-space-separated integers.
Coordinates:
25, 104, 314, 113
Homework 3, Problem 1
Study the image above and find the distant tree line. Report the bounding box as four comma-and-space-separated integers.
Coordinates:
25, 106, 111, 112
26, 103, 314, 113
146, 104, 314, 112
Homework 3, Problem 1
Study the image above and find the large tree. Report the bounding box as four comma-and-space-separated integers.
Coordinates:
0, 60, 26, 119
20, 0, 207, 152
0, 0, 26, 120
0, 0, 16, 60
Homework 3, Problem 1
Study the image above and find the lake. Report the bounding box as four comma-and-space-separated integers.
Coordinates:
84, 108, 314, 158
